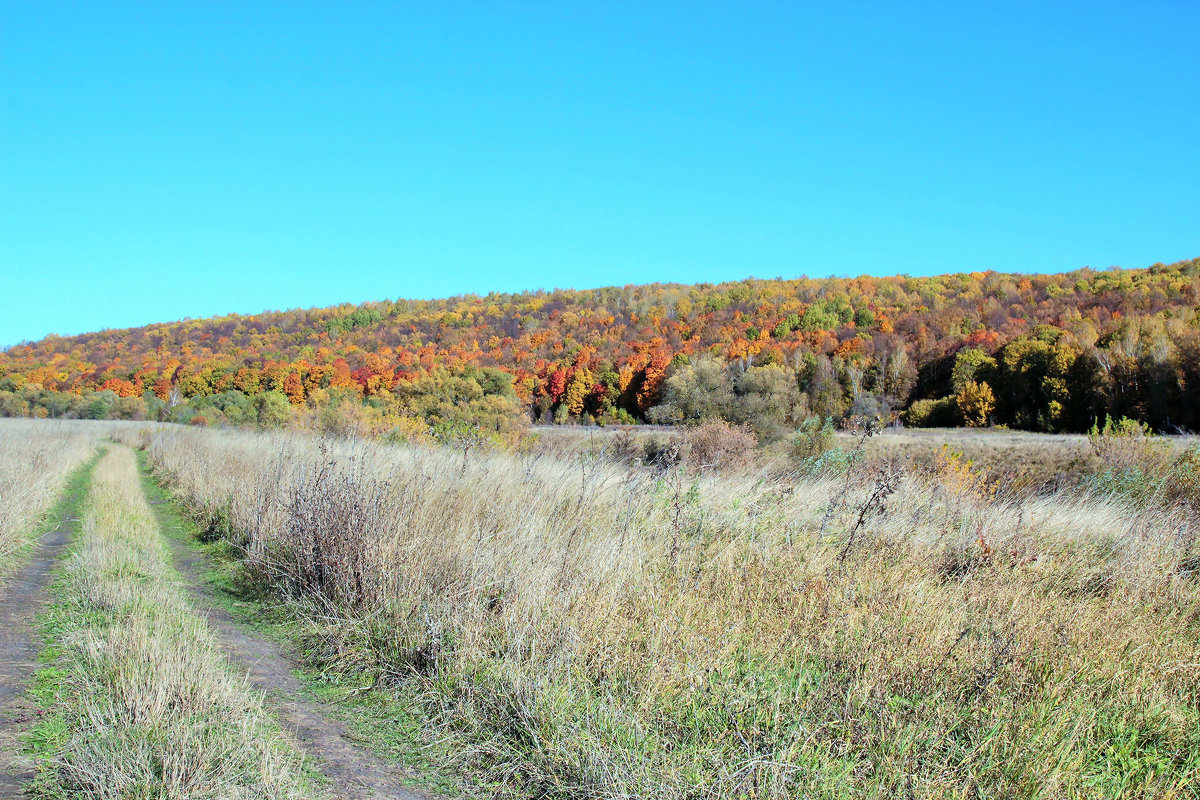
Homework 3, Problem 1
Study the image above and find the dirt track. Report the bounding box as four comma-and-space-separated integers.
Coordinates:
161, 502, 433, 800
3, 459, 435, 800
0, 500, 76, 796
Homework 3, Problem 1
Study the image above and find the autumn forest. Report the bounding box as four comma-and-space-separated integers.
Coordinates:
2, 256, 1199, 438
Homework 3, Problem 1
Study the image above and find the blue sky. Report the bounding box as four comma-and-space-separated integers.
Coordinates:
1, 1, 1197, 346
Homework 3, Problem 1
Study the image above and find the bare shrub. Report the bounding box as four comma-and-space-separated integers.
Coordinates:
642, 433, 684, 469
607, 429, 645, 464
683, 420, 756, 471
1087, 414, 1169, 471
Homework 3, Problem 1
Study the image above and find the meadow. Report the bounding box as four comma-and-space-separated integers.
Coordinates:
96, 420, 1200, 799
2, 415, 1197, 797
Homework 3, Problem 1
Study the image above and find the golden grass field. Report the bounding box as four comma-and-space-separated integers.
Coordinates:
98, 421, 1199, 799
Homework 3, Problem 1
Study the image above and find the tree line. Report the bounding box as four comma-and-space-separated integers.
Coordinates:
2, 257, 1198, 434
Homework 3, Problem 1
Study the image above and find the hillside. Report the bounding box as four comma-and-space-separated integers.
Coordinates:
3, 257, 1199, 434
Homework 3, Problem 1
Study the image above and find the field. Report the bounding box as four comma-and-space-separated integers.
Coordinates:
530, 423, 1198, 498
2, 419, 1199, 798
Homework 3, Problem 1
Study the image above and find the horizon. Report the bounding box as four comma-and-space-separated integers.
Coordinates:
3, 2, 1198, 346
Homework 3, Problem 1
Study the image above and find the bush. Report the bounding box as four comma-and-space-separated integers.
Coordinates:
684, 421, 756, 471
86, 390, 118, 420
1165, 445, 1200, 509
382, 416, 433, 445
1081, 417, 1183, 505
801, 446, 857, 475
790, 417, 835, 464
648, 356, 733, 425
173, 402, 226, 426
848, 392, 883, 419
903, 395, 959, 427
316, 398, 374, 437
0, 391, 30, 417
956, 381, 995, 427
1087, 415, 1165, 471
642, 435, 684, 469
204, 390, 255, 424
110, 395, 148, 421
610, 408, 638, 425
608, 430, 645, 464
931, 446, 996, 506
635, 422, 758, 472
254, 391, 292, 429
429, 419, 502, 450
650, 358, 802, 442
730, 365, 800, 443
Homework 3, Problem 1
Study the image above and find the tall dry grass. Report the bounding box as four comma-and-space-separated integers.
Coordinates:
124, 424, 1200, 798
39, 446, 309, 799
0, 419, 110, 569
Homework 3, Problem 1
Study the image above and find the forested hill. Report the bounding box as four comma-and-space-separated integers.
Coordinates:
3, 257, 1199, 434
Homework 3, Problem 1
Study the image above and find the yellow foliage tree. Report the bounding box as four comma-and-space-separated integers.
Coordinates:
956, 380, 995, 427
564, 367, 593, 416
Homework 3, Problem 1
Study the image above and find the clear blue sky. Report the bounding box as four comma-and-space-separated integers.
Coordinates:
2, 1, 1197, 346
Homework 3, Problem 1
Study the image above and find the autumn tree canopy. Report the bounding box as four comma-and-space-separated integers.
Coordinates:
2, 257, 1198, 434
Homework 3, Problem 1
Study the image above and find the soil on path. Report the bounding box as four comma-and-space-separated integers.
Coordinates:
160, 512, 435, 800
0, 502, 76, 796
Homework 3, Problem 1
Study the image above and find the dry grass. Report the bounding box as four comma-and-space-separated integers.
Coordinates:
34, 445, 309, 799
0, 419, 111, 570
120, 424, 1200, 799
856, 427, 1199, 497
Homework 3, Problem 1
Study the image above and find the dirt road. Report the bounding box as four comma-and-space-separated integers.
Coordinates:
155, 487, 434, 799
0, 499, 77, 795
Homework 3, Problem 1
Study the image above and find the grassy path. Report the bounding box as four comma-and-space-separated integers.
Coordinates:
27, 447, 312, 799
10, 443, 445, 799
137, 452, 439, 800
0, 456, 96, 794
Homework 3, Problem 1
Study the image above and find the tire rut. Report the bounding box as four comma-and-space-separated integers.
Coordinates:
0, 500, 77, 796
162, 521, 435, 800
